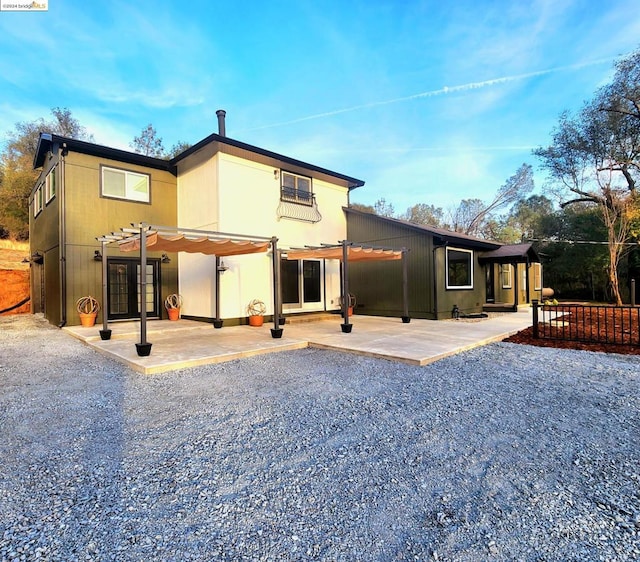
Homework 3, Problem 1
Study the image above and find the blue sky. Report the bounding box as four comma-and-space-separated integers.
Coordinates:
1, 0, 639, 214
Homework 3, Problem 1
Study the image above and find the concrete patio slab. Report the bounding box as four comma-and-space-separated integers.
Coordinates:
64, 308, 536, 374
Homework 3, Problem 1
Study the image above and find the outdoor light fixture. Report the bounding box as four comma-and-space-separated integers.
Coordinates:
217, 259, 229, 273
161, 253, 171, 264
93, 250, 102, 261
274, 169, 279, 180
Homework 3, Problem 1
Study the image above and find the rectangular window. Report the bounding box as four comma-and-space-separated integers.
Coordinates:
533, 263, 542, 290
280, 171, 313, 206
446, 247, 473, 289
33, 185, 44, 217
101, 166, 150, 203
501, 264, 512, 288
45, 166, 56, 203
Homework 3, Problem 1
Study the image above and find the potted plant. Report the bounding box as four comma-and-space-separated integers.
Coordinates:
340, 293, 356, 317
76, 296, 100, 327
247, 299, 266, 327
165, 294, 183, 321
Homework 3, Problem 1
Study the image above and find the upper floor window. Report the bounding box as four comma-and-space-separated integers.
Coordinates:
45, 166, 57, 203
446, 247, 473, 289
280, 171, 313, 206
33, 185, 44, 217
101, 166, 150, 203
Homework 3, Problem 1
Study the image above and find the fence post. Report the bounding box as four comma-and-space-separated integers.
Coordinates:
532, 299, 539, 339
632, 278, 636, 307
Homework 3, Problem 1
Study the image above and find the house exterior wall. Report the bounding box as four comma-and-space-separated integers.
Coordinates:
346, 210, 490, 319
436, 246, 486, 318
29, 156, 61, 324
176, 151, 349, 322
492, 262, 543, 306
31, 148, 179, 326
347, 211, 435, 318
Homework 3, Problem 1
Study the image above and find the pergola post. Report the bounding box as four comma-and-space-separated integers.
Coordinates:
401, 247, 410, 323
99, 239, 112, 340
341, 240, 352, 333
136, 224, 152, 356
213, 256, 223, 328
270, 237, 283, 338
512, 260, 519, 312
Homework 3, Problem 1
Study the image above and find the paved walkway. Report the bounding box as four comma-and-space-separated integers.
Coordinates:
64, 310, 535, 374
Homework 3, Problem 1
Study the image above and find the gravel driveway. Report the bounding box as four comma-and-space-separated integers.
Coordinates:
1, 314, 639, 561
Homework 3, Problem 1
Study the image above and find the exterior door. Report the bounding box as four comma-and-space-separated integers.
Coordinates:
281, 258, 323, 311
107, 258, 160, 320
485, 264, 495, 303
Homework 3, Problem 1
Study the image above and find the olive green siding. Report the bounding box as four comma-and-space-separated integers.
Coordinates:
29, 159, 61, 324
347, 210, 436, 319
436, 246, 487, 317
30, 150, 179, 326
490, 262, 542, 306
346, 210, 490, 320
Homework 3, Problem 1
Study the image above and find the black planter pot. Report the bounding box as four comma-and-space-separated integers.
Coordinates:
401, 316, 411, 324
213, 319, 224, 329
135, 342, 153, 357
271, 328, 284, 339
99, 329, 112, 340
341, 323, 353, 333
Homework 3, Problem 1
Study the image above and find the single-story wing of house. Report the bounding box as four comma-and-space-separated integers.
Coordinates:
345, 207, 542, 319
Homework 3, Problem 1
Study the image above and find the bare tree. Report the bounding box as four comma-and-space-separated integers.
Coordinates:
446, 164, 534, 237
130, 124, 166, 158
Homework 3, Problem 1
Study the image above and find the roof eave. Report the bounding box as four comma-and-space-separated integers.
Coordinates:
171, 133, 365, 189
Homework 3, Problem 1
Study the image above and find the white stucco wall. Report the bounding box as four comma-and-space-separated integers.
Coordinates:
176, 149, 351, 320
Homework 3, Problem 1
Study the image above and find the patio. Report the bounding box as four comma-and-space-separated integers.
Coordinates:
64, 309, 535, 374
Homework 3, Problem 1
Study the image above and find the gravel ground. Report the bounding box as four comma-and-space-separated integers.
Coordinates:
1, 314, 639, 561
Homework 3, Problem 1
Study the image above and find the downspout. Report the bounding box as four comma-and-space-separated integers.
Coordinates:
58, 143, 68, 327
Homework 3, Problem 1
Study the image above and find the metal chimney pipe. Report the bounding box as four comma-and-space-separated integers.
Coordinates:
216, 109, 226, 136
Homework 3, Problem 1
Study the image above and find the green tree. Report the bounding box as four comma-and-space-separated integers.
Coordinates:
0, 107, 92, 240
400, 203, 443, 226
534, 49, 640, 304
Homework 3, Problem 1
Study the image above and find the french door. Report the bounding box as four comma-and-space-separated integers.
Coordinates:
107, 258, 160, 320
281, 258, 323, 311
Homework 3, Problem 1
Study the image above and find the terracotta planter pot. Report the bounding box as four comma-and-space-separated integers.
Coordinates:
79, 312, 97, 327
167, 308, 180, 321
248, 315, 264, 327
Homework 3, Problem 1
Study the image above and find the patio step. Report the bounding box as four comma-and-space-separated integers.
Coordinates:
283, 312, 340, 324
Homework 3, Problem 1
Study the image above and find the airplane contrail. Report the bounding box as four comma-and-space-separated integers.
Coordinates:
244, 56, 616, 131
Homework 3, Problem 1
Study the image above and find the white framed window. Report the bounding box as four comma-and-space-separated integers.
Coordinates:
45, 165, 57, 203
101, 166, 150, 203
280, 171, 313, 206
33, 185, 44, 217
500, 264, 512, 289
533, 263, 542, 290
446, 247, 473, 289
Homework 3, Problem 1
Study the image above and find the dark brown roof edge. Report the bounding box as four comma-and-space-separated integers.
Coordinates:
171, 133, 365, 190
34, 134, 177, 174
344, 206, 501, 250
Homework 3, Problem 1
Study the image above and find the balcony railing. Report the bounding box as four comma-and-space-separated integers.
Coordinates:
280, 186, 314, 206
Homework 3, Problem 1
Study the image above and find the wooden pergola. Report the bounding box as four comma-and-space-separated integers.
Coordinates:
286, 240, 410, 333
97, 223, 282, 356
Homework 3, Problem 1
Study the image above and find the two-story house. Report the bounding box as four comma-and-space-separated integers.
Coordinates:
29, 111, 364, 327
